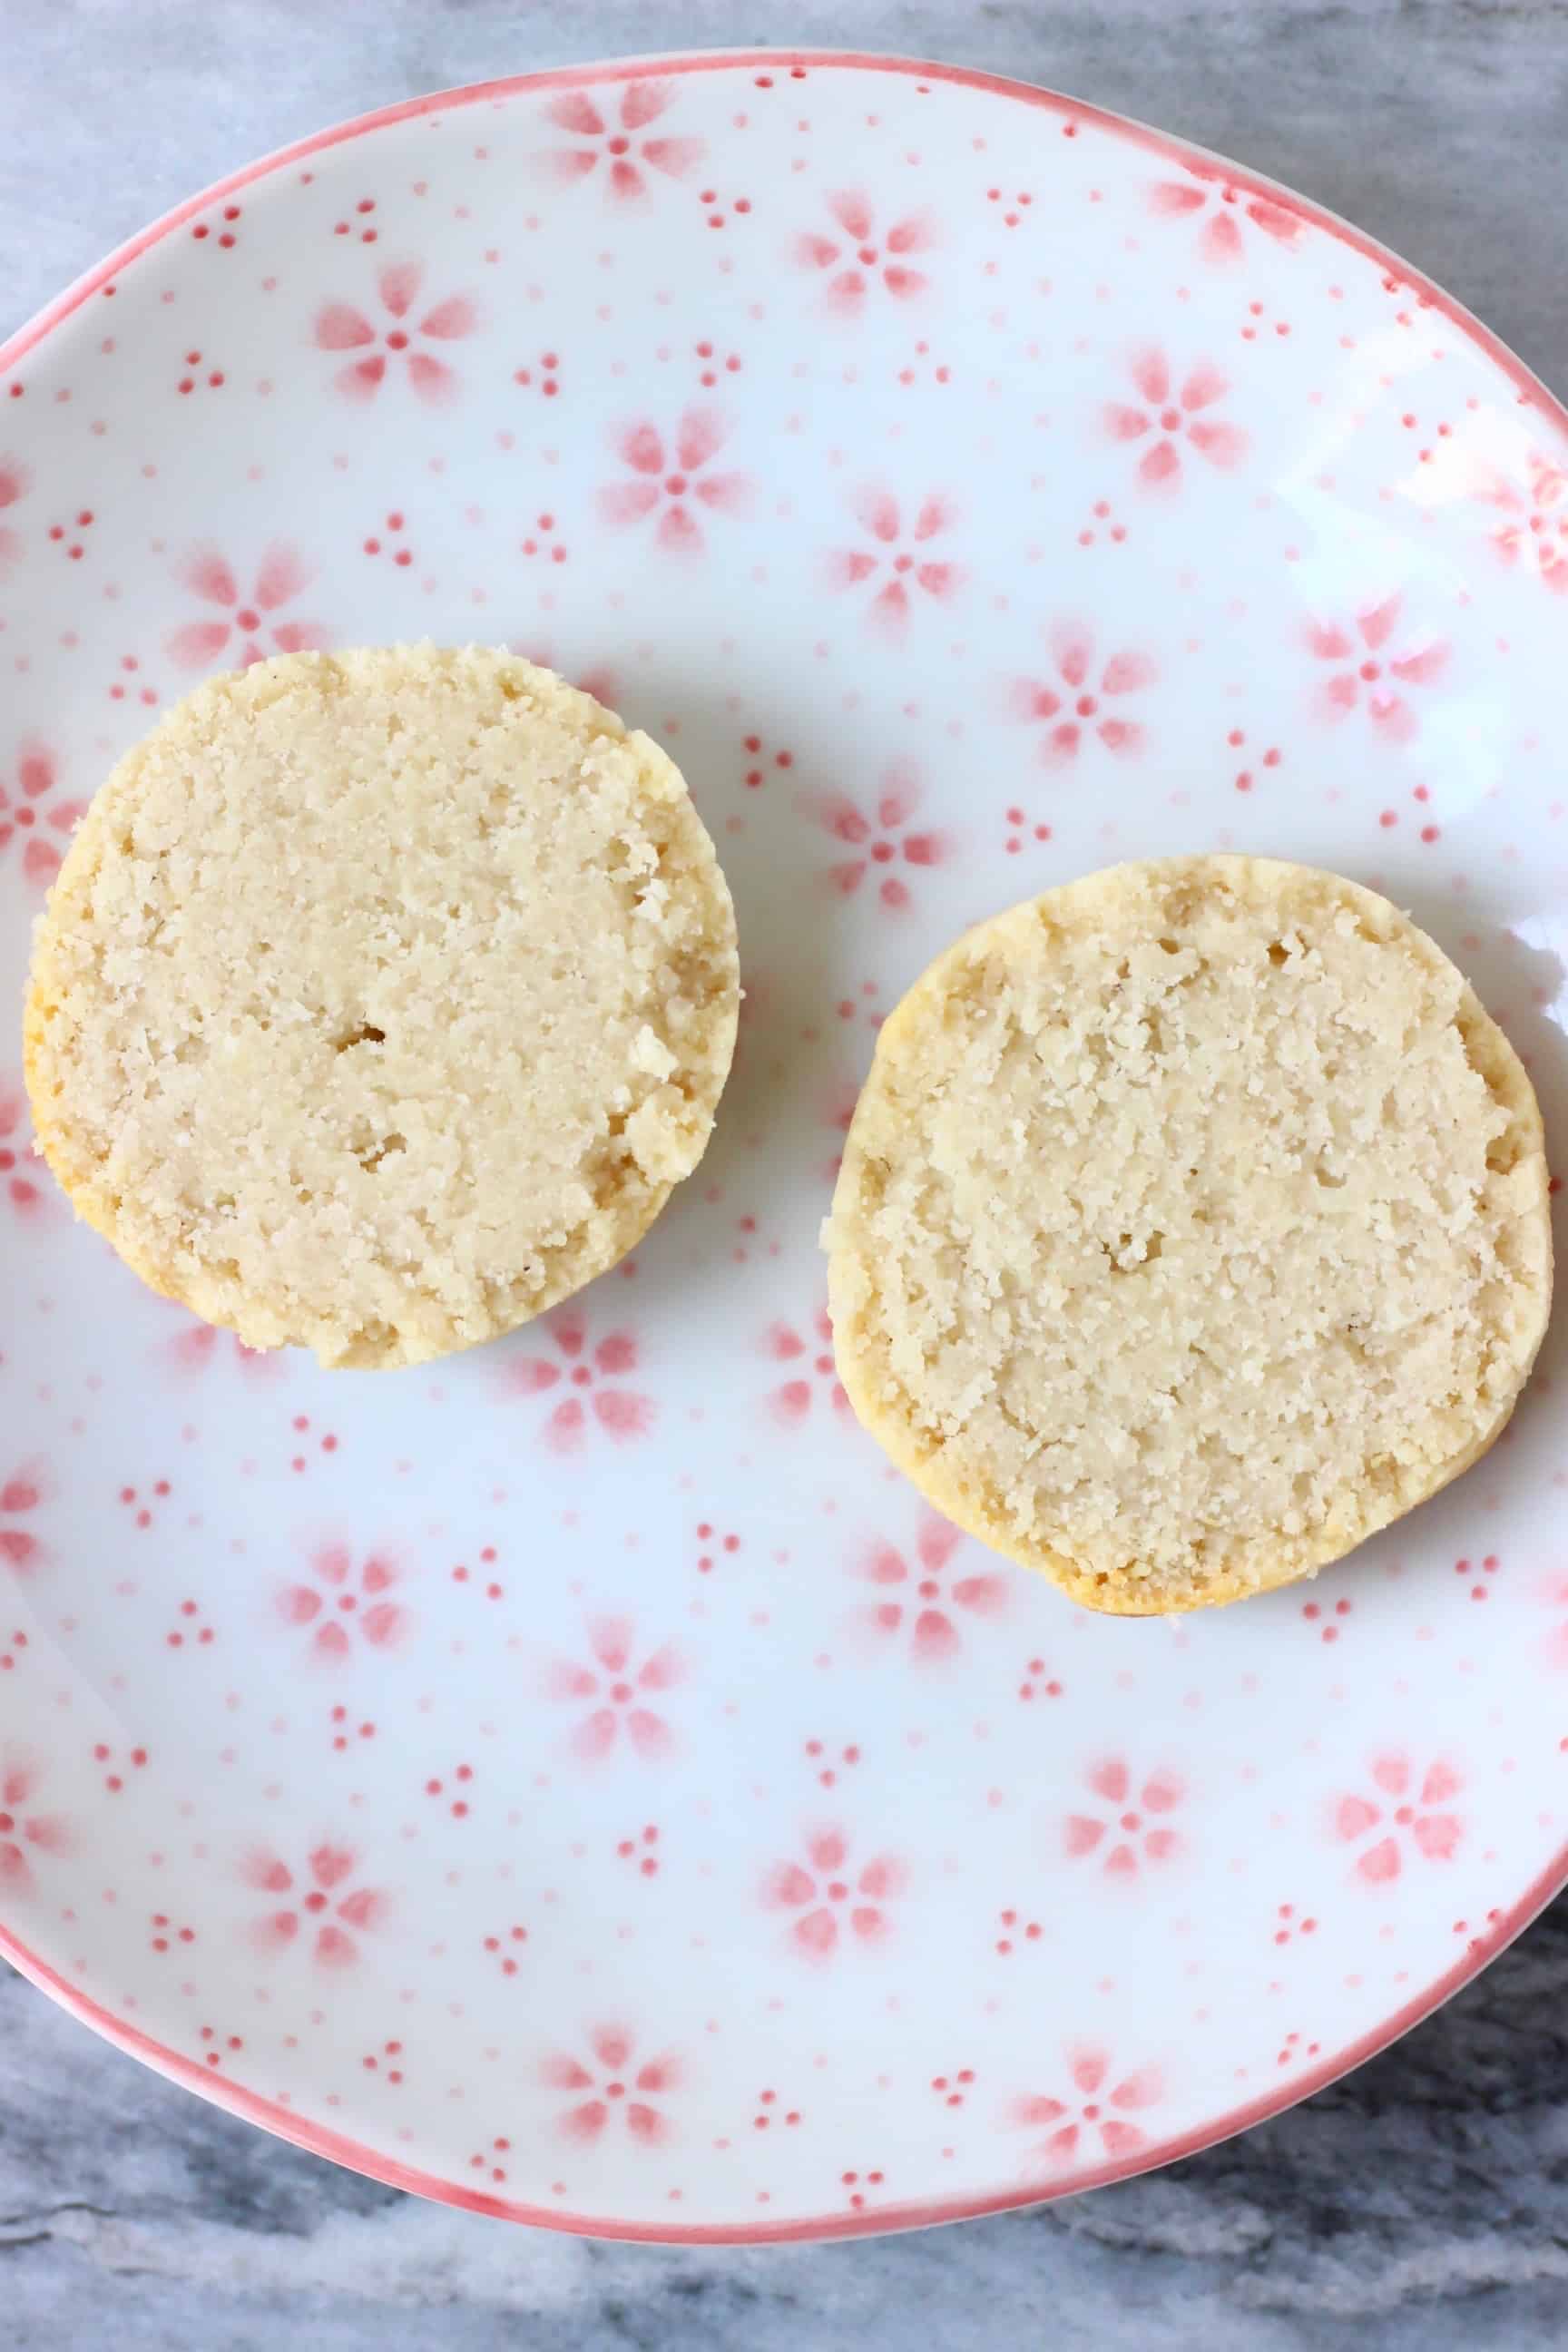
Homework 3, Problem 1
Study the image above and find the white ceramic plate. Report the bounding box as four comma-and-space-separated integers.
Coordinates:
1, 51, 1565, 2244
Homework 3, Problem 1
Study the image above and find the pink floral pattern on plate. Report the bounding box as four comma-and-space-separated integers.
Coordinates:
538, 82, 705, 204
500, 1310, 654, 1449
278, 1543, 408, 1662
851, 1511, 1007, 1663
795, 191, 936, 315
0, 1087, 46, 1220
166, 544, 329, 670
1333, 1757, 1465, 1884
546, 1618, 684, 1761
0, 1753, 73, 1891
803, 759, 954, 908
762, 1306, 850, 1427
828, 487, 962, 632
1010, 2048, 1166, 2170
0, 1466, 46, 1574
543, 2024, 682, 2142
1304, 595, 1448, 743
313, 261, 477, 407
1008, 623, 1156, 767
1482, 454, 1568, 593
1148, 174, 1300, 264
597, 408, 750, 554
1063, 1760, 1186, 1877
241, 1841, 390, 1966
0, 52, 1564, 2246
0, 454, 28, 572
763, 1828, 909, 1961
0, 740, 85, 887
1102, 348, 1248, 486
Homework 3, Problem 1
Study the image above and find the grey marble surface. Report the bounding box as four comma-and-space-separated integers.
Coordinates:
5, 3, 1568, 2346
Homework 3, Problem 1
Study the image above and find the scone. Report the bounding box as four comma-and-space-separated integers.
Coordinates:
825, 856, 1553, 1613
24, 645, 739, 1369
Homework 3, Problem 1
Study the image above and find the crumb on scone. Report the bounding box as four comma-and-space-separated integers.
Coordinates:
24, 644, 740, 1368
825, 856, 1553, 1613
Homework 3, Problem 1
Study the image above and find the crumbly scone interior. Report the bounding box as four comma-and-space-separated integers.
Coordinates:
827, 858, 1552, 1608
25, 646, 739, 1367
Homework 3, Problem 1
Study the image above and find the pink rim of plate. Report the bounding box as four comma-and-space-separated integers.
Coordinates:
1, 48, 1565, 2247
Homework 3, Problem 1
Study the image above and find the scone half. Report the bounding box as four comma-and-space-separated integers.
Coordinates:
826, 856, 1553, 1612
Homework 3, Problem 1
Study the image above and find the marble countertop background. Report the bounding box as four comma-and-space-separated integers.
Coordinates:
5, 3, 1568, 2345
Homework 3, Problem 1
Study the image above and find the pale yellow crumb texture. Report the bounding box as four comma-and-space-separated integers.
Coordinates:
24, 645, 740, 1368
825, 856, 1553, 1614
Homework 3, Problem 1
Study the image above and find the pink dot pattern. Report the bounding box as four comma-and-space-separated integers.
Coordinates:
0, 54, 1564, 2244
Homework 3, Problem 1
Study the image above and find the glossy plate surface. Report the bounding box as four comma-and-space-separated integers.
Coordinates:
1, 53, 1565, 2241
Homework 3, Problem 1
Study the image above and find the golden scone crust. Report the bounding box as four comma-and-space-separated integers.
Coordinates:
825, 857, 1553, 1612
24, 645, 739, 1368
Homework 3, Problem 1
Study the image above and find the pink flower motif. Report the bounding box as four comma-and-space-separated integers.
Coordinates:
542, 2023, 681, 2144
1333, 1754, 1464, 1884
166, 544, 330, 672
1010, 2046, 1165, 2170
1103, 349, 1248, 487
547, 1617, 683, 1762
795, 191, 936, 315
0, 1751, 72, 1892
0, 1085, 46, 1220
538, 81, 705, 204
313, 260, 476, 406
242, 1840, 389, 1965
1063, 1759, 1185, 1877
1007, 622, 1156, 768
1484, 454, 1568, 593
828, 488, 963, 633
802, 759, 955, 910
501, 1309, 654, 1451
161, 1318, 280, 1381
0, 453, 30, 572
763, 1304, 849, 1426
1305, 594, 1447, 744
597, 409, 750, 554
762, 1828, 908, 1960
0, 739, 86, 887
855, 1511, 1008, 1664
0, 1465, 46, 1574
278, 1542, 408, 1664
1148, 176, 1299, 264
